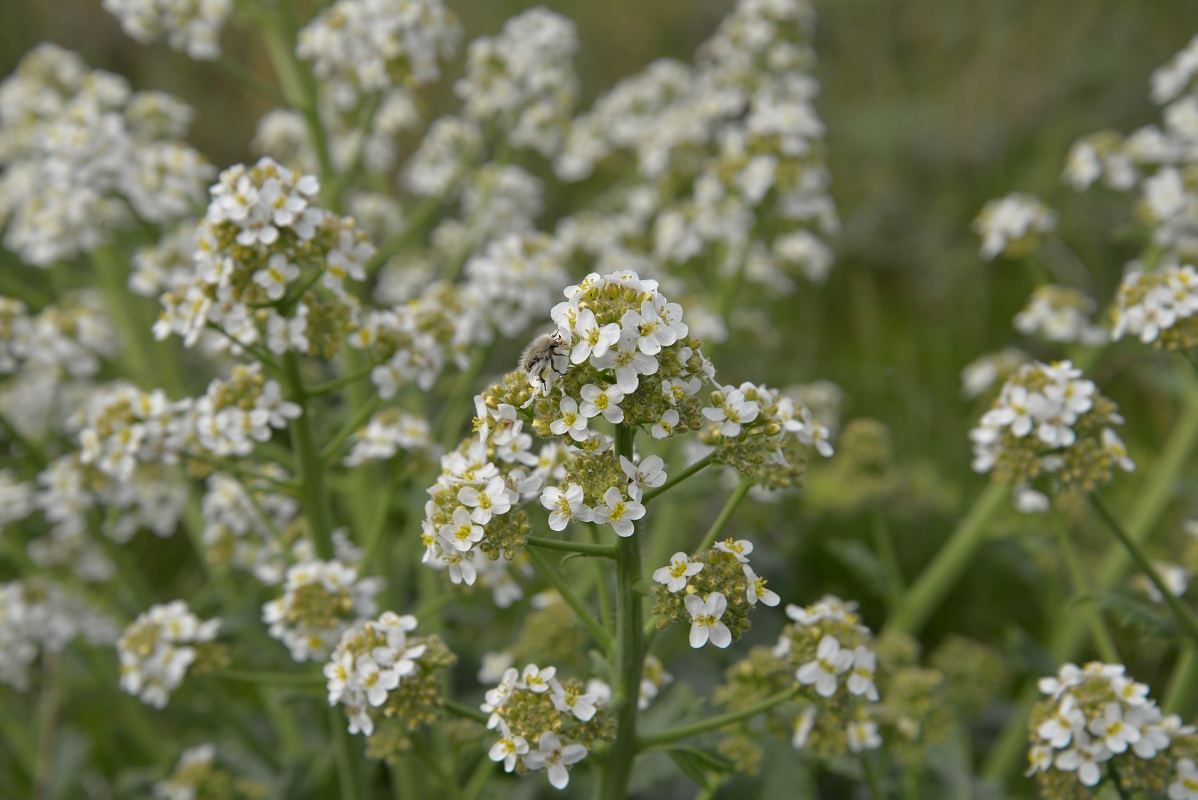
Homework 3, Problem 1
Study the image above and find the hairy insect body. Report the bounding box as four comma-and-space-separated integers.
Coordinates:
520, 331, 570, 393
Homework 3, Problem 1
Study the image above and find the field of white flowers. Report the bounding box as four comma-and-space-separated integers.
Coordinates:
4, 1, 1198, 798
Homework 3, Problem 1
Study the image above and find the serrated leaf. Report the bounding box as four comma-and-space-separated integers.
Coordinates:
1082, 590, 1179, 638
665, 745, 734, 789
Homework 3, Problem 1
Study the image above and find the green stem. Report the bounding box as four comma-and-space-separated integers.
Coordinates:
1090, 493, 1198, 647
524, 545, 614, 652
329, 707, 365, 800
1052, 517, 1120, 663
695, 476, 753, 552
214, 54, 287, 105
460, 753, 494, 800
32, 653, 60, 800
1165, 648, 1198, 715
871, 509, 905, 614
445, 700, 490, 725
984, 366, 1198, 783
641, 453, 715, 504
320, 395, 382, 464
182, 451, 301, 491
863, 755, 886, 800
885, 482, 1009, 636
637, 686, 798, 748
282, 353, 335, 559
310, 363, 378, 397
598, 424, 645, 800
525, 536, 617, 558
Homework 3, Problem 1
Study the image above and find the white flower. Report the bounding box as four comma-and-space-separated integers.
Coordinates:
714, 538, 753, 563
489, 722, 529, 773
651, 409, 680, 440
570, 308, 620, 364
354, 655, 400, 707
684, 592, 732, 649
1037, 693, 1084, 749
579, 383, 625, 424
490, 404, 523, 446
522, 731, 588, 790
796, 635, 853, 698
619, 454, 666, 501
457, 477, 511, 525
846, 719, 882, 753
846, 646, 879, 701
550, 682, 599, 722
1087, 701, 1141, 754
743, 565, 779, 607
439, 507, 484, 553
653, 552, 703, 593
522, 664, 556, 693
792, 706, 817, 750
1170, 758, 1198, 800
1053, 730, 1109, 787
540, 483, 591, 530
590, 486, 645, 537
591, 338, 658, 394
549, 397, 590, 441
702, 387, 759, 437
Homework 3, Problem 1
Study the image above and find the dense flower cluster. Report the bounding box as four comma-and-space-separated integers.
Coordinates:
969, 360, 1133, 509
199, 469, 301, 584
263, 560, 382, 662
102, 0, 231, 60
553, 0, 837, 293
343, 407, 435, 467
481, 663, 614, 790
325, 612, 456, 738
1110, 259, 1198, 349
0, 578, 117, 691
154, 157, 374, 357
0, 44, 212, 265
774, 596, 883, 756
973, 193, 1058, 261
117, 600, 222, 708
1028, 662, 1198, 798
455, 8, 578, 158
1014, 285, 1108, 345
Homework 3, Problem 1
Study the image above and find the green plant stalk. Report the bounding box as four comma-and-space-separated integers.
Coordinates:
695, 476, 753, 552
885, 481, 1009, 636
1165, 648, 1198, 716
637, 686, 798, 748
215, 669, 325, 686
641, 453, 715, 504
525, 544, 614, 652
460, 752, 495, 800
268, 0, 334, 198
321, 395, 382, 463
862, 754, 885, 800
1052, 518, 1119, 663
984, 367, 1198, 783
32, 653, 59, 800
598, 424, 645, 800
525, 536, 617, 558
871, 509, 905, 614
329, 707, 366, 800
1091, 493, 1198, 646
282, 352, 335, 559
445, 700, 490, 725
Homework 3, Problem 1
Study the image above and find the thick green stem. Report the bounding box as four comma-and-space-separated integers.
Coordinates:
445, 700, 490, 725
1090, 493, 1198, 647
984, 367, 1198, 783
282, 353, 335, 559
1165, 648, 1198, 715
637, 686, 798, 748
329, 707, 365, 800
598, 424, 645, 800
885, 482, 1009, 636
321, 395, 382, 464
525, 545, 614, 653
1052, 518, 1119, 663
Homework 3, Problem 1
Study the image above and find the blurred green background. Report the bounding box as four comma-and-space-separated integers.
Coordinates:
5, 2, 1198, 793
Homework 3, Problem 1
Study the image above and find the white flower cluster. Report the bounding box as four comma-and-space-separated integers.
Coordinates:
1014, 285, 1108, 346
969, 360, 1133, 503
1110, 259, 1198, 348
0, 45, 212, 266
775, 596, 882, 754
102, 0, 231, 60
262, 559, 382, 662
362, 233, 566, 398
174, 363, 300, 458
199, 470, 300, 584
78, 383, 178, 482
129, 222, 199, 299
0, 579, 117, 691
552, 0, 837, 292
343, 407, 434, 467
973, 192, 1058, 261
296, 0, 460, 104
117, 600, 220, 708
154, 157, 374, 356
153, 744, 217, 800
482, 664, 605, 791
1063, 35, 1198, 257
421, 438, 543, 587
455, 8, 578, 158
538, 455, 659, 537
1028, 662, 1196, 790
324, 612, 428, 736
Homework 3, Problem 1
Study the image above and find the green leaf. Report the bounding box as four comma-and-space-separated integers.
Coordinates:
1082, 590, 1179, 638
665, 745, 734, 789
